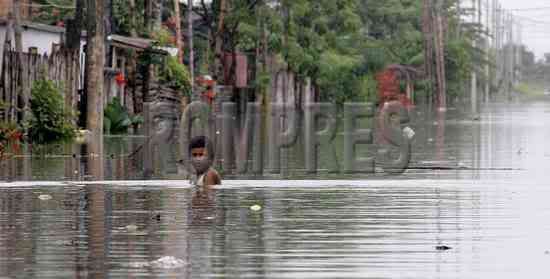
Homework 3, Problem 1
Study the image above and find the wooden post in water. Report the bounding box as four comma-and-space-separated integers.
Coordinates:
85, 0, 106, 135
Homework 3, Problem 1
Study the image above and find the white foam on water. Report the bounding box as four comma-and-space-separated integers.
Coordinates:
0, 179, 539, 190
150, 256, 186, 269
0, 180, 194, 188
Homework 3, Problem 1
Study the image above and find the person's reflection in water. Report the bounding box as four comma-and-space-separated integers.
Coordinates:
188, 184, 225, 276
190, 186, 219, 226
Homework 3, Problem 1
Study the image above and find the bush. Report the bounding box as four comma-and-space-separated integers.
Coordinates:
159, 56, 192, 96
28, 79, 76, 144
104, 97, 143, 134
0, 121, 22, 158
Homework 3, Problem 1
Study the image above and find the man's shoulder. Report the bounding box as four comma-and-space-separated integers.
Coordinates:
206, 168, 222, 184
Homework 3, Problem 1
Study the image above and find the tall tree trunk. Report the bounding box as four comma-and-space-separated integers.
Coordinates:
174, 0, 184, 63
143, 1, 162, 103
145, 0, 152, 33
85, 0, 106, 135
434, 0, 446, 110
145, 0, 162, 33
187, 0, 194, 90
2, 13, 14, 121
66, 0, 84, 50
128, 0, 137, 37
127, 0, 138, 117
422, 0, 435, 107
214, 0, 227, 84
12, 0, 28, 122
154, 0, 162, 31
65, 0, 84, 118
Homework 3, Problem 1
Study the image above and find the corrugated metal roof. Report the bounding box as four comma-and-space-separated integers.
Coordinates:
0, 19, 66, 34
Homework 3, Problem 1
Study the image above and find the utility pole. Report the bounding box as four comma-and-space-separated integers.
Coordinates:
471, 0, 479, 116
187, 0, 195, 92
506, 13, 513, 101
493, 0, 500, 94
484, 0, 490, 104
85, 0, 106, 135
434, 0, 446, 111
516, 22, 523, 82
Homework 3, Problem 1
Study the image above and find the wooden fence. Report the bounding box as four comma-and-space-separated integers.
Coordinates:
0, 44, 81, 122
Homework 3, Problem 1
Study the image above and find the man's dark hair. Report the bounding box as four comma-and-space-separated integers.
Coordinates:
189, 136, 215, 159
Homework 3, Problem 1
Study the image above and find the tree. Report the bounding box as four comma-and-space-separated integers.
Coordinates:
85, 0, 106, 135
12, 0, 29, 121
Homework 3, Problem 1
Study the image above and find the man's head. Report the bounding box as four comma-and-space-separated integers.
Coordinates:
189, 136, 214, 174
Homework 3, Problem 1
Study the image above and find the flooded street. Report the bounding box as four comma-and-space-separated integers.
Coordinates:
2, 101, 550, 278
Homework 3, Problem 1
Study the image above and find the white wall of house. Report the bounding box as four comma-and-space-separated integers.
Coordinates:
0, 26, 64, 67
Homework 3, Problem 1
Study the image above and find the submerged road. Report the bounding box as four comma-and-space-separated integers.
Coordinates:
1, 102, 550, 278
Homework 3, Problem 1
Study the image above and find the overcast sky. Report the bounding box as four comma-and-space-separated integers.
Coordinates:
499, 0, 550, 59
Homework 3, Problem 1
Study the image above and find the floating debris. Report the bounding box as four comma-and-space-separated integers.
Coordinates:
457, 161, 469, 169
128, 261, 150, 268
151, 256, 186, 269
125, 225, 138, 232
403, 127, 415, 140
38, 194, 52, 201
436, 245, 452, 251
250, 204, 262, 211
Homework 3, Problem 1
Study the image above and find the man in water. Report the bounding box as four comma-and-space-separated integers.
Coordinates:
189, 136, 221, 186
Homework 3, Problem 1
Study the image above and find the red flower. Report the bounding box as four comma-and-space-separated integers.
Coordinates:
115, 72, 126, 86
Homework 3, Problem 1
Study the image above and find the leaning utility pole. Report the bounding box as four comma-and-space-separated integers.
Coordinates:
484, 0, 490, 104
471, 0, 478, 115
85, 0, 106, 135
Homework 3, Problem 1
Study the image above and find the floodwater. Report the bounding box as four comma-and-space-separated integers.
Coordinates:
2, 101, 550, 278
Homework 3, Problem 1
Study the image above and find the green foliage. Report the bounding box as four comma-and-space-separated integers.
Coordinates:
0, 121, 22, 158
33, 0, 75, 24
254, 70, 272, 92
112, 0, 147, 36
28, 79, 76, 144
445, 38, 474, 98
104, 97, 144, 135
192, 0, 487, 104
154, 26, 176, 47
514, 83, 543, 97
355, 74, 378, 103
159, 56, 192, 95
317, 50, 361, 104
